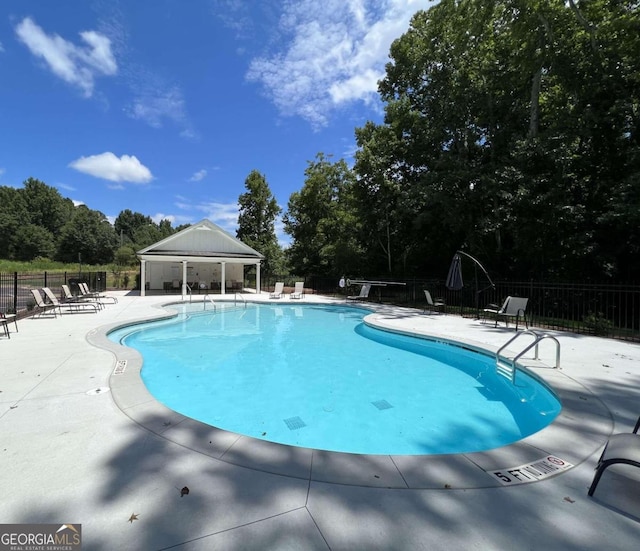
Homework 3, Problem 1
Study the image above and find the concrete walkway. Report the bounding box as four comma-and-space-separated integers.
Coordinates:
1, 291, 639, 550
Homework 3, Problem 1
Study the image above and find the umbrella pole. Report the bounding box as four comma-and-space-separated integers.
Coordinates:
474, 265, 480, 319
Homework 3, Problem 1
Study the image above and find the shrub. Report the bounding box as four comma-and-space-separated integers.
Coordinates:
583, 312, 614, 336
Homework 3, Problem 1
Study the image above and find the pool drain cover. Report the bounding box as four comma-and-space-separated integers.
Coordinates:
284, 416, 306, 430
372, 400, 393, 410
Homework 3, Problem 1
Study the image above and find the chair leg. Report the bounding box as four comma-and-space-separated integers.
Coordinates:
588, 464, 606, 496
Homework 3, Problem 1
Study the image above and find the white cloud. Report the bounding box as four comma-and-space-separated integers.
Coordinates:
173, 196, 238, 232
150, 213, 193, 226
126, 85, 186, 128
0, 168, 5, 176
246, 0, 431, 128
193, 201, 240, 234
0, 41, 4, 52
72, 199, 85, 207
123, 67, 196, 137
15, 17, 117, 97
69, 152, 153, 183
189, 169, 208, 182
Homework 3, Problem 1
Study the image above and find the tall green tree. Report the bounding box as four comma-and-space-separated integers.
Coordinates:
114, 209, 154, 247
21, 177, 74, 236
355, 0, 640, 280
284, 154, 362, 276
237, 170, 283, 275
0, 186, 30, 259
57, 205, 118, 264
13, 224, 55, 261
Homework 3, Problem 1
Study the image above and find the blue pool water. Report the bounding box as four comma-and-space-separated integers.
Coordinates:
109, 303, 561, 455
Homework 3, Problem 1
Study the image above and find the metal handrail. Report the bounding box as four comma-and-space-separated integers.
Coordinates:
513, 334, 561, 369
496, 330, 561, 383
496, 330, 540, 360
235, 292, 247, 308
203, 294, 216, 311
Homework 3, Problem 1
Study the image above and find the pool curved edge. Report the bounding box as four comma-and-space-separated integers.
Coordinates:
87, 300, 614, 490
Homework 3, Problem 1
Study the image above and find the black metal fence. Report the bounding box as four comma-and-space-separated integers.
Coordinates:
0, 271, 107, 317
4, 271, 638, 340
263, 275, 640, 341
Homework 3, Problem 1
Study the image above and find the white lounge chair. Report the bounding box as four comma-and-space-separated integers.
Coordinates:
423, 290, 445, 314
30, 289, 58, 317
347, 283, 371, 302
62, 284, 104, 310
79, 282, 118, 304
483, 296, 529, 330
290, 281, 304, 299
588, 416, 640, 496
270, 282, 284, 299
43, 287, 98, 314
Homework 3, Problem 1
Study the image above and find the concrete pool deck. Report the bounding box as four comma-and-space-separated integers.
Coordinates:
1, 291, 639, 550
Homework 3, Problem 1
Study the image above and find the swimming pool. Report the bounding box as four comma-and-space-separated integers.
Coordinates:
109, 303, 561, 455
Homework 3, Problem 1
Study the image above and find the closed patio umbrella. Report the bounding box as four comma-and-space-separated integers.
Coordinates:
446, 253, 464, 291
447, 250, 495, 318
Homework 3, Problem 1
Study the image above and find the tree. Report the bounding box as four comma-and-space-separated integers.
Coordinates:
21, 177, 74, 235
284, 154, 362, 276
13, 224, 55, 261
236, 170, 283, 275
57, 206, 118, 264
354, 0, 640, 280
0, 186, 30, 259
114, 209, 154, 247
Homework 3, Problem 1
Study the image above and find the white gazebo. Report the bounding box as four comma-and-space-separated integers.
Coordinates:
136, 219, 264, 298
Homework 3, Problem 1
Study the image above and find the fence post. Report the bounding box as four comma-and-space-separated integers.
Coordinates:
13, 272, 18, 314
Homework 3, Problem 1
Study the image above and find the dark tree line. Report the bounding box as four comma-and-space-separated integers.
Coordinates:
0, 178, 184, 265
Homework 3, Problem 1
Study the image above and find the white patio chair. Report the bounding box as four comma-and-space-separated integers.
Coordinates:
347, 283, 371, 301
270, 282, 284, 299
290, 281, 305, 299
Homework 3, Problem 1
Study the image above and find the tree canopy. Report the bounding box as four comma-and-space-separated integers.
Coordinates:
236, 170, 284, 275
0, 179, 184, 266
349, 0, 640, 280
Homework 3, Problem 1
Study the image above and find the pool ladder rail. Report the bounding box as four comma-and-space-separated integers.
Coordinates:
201, 293, 247, 311
496, 330, 561, 384
234, 292, 247, 308
203, 294, 216, 311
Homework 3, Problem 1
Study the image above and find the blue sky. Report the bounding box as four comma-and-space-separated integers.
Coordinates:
0, 0, 433, 245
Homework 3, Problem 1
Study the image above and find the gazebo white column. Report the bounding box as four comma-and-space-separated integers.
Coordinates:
255, 262, 261, 294
140, 260, 147, 297
221, 262, 226, 295
182, 261, 188, 300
